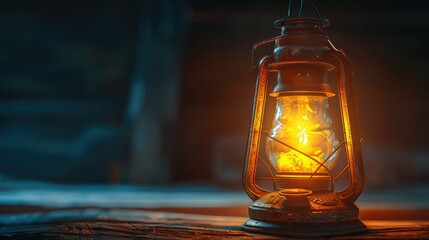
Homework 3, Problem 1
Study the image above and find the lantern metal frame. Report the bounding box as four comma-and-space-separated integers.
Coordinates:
241, 3, 366, 237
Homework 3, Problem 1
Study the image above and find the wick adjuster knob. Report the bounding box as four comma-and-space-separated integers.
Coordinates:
279, 188, 312, 207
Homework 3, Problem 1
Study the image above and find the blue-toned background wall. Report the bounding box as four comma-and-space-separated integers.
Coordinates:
0, 0, 427, 191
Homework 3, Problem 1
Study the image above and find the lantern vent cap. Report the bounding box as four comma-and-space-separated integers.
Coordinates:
274, 17, 330, 30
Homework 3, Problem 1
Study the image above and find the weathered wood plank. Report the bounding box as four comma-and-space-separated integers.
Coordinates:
1, 210, 429, 239
335, 223, 429, 239
5, 221, 429, 239
3, 221, 429, 239
0, 209, 248, 226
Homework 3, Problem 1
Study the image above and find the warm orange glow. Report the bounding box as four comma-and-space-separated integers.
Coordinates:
266, 96, 339, 173
276, 115, 324, 172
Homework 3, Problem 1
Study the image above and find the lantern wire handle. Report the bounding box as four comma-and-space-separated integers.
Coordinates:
298, 0, 304, 16
287, 0, 322, 19
258, 155, 277, 191
308, 0, 322, 18
287, 0, 293, 17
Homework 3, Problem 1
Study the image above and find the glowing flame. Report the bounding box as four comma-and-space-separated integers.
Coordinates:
266, 96, 339, 173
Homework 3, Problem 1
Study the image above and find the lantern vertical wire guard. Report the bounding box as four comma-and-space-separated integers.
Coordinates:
242, 1, 366, 237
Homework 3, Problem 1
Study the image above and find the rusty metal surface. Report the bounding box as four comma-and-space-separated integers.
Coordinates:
243, 16, 366, 236
269, 19, 336, 98
242, 218, 366, 238
242, 56, 274, 201
248, 191, 359, 223
244, 17, 364, 203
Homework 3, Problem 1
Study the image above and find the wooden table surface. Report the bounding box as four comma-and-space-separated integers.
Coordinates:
1, 209, 429, 239
0, 181, 428, 239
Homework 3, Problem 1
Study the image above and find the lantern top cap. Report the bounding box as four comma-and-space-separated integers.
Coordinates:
274, 17, 330, 30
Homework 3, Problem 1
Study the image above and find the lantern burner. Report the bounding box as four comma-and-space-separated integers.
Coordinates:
275, 174, 332, 192
279, 188, 311, 207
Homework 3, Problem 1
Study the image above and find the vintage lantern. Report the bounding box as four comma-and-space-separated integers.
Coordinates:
242, 1, 366, 237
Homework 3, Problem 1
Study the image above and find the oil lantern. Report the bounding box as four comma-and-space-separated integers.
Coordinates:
242, 1, 366, 237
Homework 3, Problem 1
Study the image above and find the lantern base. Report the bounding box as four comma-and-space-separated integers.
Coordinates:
242, 191, 366, 237
242, 218, 366, 237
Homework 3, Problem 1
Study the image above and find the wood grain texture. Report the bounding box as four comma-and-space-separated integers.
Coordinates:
4, 221, 429, 239
6, 222, 272, 239
1, 210, 429, 239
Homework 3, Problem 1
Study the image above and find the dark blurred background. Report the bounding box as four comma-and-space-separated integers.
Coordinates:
0, 0, 428, 191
